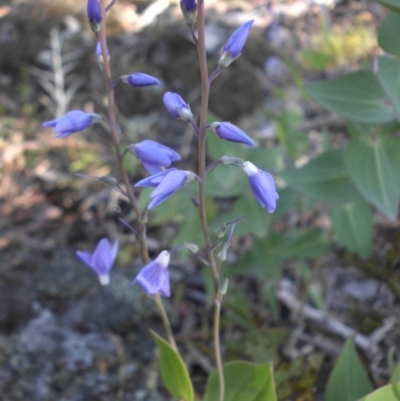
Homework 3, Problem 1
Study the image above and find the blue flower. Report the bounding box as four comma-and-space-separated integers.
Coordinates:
135, 169, 195, 209
135, 168, 177, 187
129, 140, 181, 174
87, 0, 102, 32
76, 238, 118, 285
122, 73, 161, 87
242, 161, 279, 213
163, 92, 193, 121
180, 0, 196, 12
43, 111, 101, 138
219, 20, 254, 67
132, 250, 171, 297
209, 122, 254, 147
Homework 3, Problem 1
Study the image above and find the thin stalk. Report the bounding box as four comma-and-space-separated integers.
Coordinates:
196, 0, 217, 282
196, 1, 225, 400
214, 296, 224, 401
98, 0, 177, 352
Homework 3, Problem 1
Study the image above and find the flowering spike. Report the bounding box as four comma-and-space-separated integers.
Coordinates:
43, 111, 102, 138
219, 20, 254, 68
209, 122, 254, 147
163, 92, 193, 121
242, 161, 279, 213
87, 0, 102, 33
76, 238, 118, 285
121, 73, 161, 88
132, 250, 171, 297
180, 0, 197, 26
129, 140, 181, 174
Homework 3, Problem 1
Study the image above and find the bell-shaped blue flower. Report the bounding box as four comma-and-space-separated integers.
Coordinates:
163, 92, 193, 121
242, 161, 279, 213
219, 20, 254, 67
209, 122, 254, 147
135, 168, 177, 188
181, 0, 196, 11
87, 0, 102, 32
129, 140, 181, 174
43, 110, 102, 138
135, 169, 195, 209
180, 0, 196, 25
132, 250, 171, 297
121, 73, 161, 87
76, 238, 118, 285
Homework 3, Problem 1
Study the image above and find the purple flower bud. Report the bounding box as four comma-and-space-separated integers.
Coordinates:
87, 0, 102, 32
209, 122, 254, 147
129, 140, 181, 174
43, 110, 101, 138
163, 92, 193, 121
219, 20, 254, 67
76, 238, 118, 285
180, 0, 196, 25
121, 73, 161, 87
242, 161, 279, 213
132, 250, 171, 297
135, 169, 195, 209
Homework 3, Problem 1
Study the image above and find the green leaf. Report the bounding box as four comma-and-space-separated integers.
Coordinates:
306, 71, 394, 123
284, 228, 328, 258
390, 362, 400, 383
378, 13, 400, 56
344, 138, 400, 220
211, 195, 273, 238
300, 49, 334, 70
377, 55, 400, 116
203, 361, 277, 401
359, 382, 400, 401
281, 150, 360, 204
150, 330, 194, 401
380, 0, 400, 13
330, 200, 373, 258
246, 147, 282, 172
347, 120, 400, 138
207, 128, 248, 161
206, 164, 248, 197
233, 234, 286, 280
325, 339, 373, 401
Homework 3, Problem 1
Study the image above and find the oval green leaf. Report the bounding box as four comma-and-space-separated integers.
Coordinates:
150, 330, 194, 401
203, 361, 277, 401
281, 150, 360, 204
306, 71, 394, 123
359, 382, 400, 401
344, 138, 400, 220
325, 339, 373, 401
377, 55, 400, 116
380, 0, 400, 13
378, 13, 400, 56
330, 200, 373, 258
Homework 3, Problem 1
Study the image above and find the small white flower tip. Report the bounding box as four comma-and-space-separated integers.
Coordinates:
99, 274, 110, 286
242, 161, 258, 176
156, 250, 170, 269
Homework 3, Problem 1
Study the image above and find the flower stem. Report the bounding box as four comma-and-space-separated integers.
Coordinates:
196, 1, 225, 400
98, 0, 177, 352
214, 295, 224, 401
